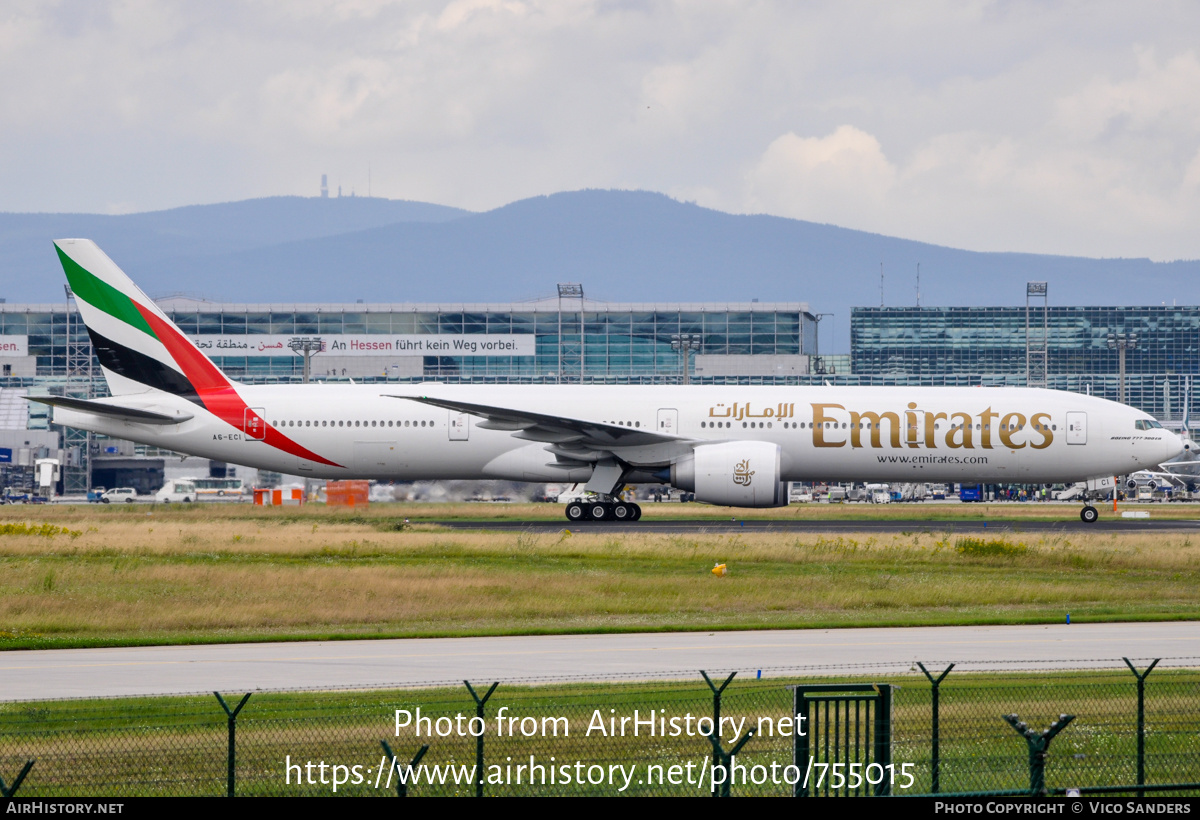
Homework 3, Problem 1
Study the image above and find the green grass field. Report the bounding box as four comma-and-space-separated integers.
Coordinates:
1, 502, 1199, 649
3, 668, 1198, 796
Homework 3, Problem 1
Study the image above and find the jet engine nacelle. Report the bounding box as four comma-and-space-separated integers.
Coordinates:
670, 441, 788, 508
1126, 478, 1138, 490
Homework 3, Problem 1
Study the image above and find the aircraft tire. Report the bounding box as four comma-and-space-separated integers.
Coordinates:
612, 503, 634, 520
589, 503, 609, 521
1080, 505, 1098, 524
631, 503, 642, 521
565, 503, 585, 522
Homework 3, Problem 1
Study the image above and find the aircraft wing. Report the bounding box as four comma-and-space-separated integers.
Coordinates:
1131, 469, 1194, 486
391, 394, 684, 452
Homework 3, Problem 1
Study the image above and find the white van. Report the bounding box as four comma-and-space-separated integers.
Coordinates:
156, 480, 197, 503
101, 487, 138, 504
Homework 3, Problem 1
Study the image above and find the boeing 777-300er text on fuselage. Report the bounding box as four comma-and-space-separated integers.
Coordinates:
35, 240, 1186, 523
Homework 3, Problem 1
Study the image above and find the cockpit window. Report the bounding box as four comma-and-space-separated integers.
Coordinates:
1135, 419, 1163, 430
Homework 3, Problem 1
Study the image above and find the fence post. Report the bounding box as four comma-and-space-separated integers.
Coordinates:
1003, 713, 1074, 795
214, 692, 252, 797
917, 662, 954, 793
700, 670, 737, 797
1123, 657, 1160, 798
874, 684, 894, 796
0, 759, 35, 798
703, 727, 756, 797
381, 740, 429, 797
465, 681, 498, 798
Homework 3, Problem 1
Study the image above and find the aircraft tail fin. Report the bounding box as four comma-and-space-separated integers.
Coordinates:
1183, 377, 1191, 432
54, 239, 236, 399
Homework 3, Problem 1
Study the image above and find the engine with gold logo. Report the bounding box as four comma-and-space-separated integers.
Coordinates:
670, 441, 787, 507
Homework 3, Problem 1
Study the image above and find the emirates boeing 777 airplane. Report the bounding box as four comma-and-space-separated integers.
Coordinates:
36, 240, 1186, 524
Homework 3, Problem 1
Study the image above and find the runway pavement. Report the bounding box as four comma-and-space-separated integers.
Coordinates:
434, 517, 1200, 533
3, 622, 1197, 701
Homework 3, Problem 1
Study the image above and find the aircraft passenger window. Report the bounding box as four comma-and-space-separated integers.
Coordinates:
635, 421, 640, 428
743, 422, 747, 428
701, 422, 706, 428
767, 422, 772, 429
322, 421, 327, 427
1052, 425, 1057, 430
388, 421, 393, 427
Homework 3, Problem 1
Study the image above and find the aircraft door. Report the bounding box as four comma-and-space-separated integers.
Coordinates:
657, 408, 679, 435
449, 411, 470, 441
244, 408, 267, 441
1066, 411, 1087, 445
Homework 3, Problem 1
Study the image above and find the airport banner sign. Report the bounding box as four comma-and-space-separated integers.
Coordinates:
191, 334, 537, 357
0, 335, 28, 356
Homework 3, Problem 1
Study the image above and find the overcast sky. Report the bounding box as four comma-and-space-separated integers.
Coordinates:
3, 0, 1200, 260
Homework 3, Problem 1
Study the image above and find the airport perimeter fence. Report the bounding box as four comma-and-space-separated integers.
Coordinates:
2, 658, 1200, 798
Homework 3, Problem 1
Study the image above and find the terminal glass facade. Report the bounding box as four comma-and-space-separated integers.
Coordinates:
850, 306, 1200, 421
852, 306, 1200, 378
0, 298, 817, 385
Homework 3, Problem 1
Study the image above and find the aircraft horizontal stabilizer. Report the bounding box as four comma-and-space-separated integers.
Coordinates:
26, 395, 193, 425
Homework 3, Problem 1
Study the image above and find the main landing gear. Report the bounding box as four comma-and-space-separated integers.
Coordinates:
1080, 505, 1099, 524
564, 499, 642, 522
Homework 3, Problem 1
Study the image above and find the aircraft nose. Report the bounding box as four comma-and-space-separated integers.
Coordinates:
1163, 431, 1187, 462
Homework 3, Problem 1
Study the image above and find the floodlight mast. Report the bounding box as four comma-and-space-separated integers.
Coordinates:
556, 283, 585, 384
1107, 332, 1138, 405
671, 334, 698, 385
1026, 282, 1048, 388
287, 337, 324, 384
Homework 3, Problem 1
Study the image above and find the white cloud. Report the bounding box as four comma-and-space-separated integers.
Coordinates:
745, 127, 896, 229
3, 1, 1200, 258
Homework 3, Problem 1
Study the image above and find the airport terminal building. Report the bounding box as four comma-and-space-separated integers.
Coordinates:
850, 305, 1200, 420
0, 291, 1197, 493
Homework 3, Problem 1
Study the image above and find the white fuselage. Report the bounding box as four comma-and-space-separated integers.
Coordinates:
55, 385, 1183, 486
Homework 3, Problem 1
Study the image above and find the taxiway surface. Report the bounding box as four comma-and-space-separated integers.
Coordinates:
3, 623, 1197, 701
433, 518, 1200, 533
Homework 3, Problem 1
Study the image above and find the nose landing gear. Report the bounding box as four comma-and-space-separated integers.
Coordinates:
1080, 505, 1099, 524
